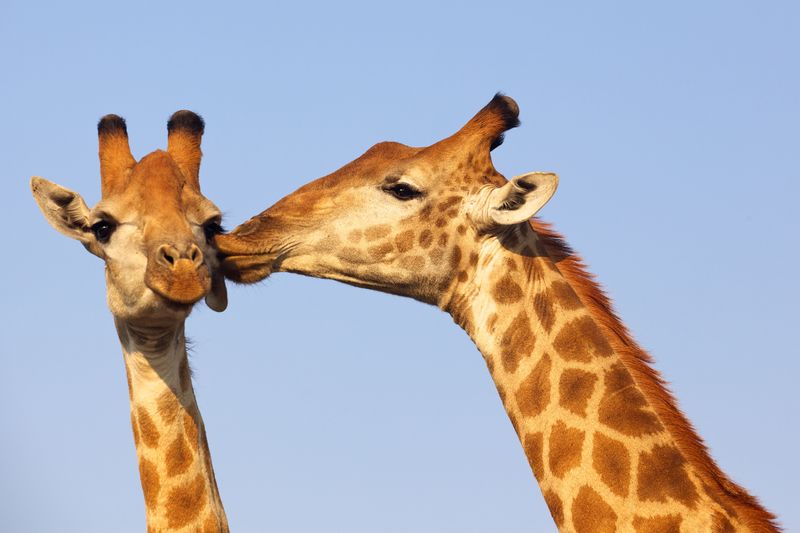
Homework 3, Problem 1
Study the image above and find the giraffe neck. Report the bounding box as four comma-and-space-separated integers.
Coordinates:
440, 222, 772, 532
115, 318, 228, 532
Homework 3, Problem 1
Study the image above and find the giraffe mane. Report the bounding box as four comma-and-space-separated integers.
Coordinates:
531, 218, 781, 532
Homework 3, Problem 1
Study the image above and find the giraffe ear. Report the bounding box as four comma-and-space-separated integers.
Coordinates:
479, 172, 558, 228
31, 177, 103, 257
204, 271, 228, 312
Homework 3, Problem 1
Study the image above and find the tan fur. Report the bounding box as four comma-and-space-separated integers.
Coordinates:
217, 95, 779, 532
32, 111, 229, 532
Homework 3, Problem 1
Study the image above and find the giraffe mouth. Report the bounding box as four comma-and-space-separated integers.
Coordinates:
219, 253, 276, 284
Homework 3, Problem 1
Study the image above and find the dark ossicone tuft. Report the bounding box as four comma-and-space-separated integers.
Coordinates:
97, 114, 128, 136
488, 93, 520, 151
168, 110, 205, 136
489, 92, 521, 131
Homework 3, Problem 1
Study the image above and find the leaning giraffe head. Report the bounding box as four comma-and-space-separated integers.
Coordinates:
32, 111, 228, 320
218, 94, 556, 305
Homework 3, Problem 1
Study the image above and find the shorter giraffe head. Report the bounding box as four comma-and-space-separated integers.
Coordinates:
32, 111, 228, 321
218, 94, 557, 305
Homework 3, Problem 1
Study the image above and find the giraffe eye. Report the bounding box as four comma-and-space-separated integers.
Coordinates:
203, 220, 225, 244
383, 183, 422, 201
91, 220, 116, 243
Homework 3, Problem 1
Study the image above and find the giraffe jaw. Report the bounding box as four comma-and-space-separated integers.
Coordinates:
219, 253, 276, 284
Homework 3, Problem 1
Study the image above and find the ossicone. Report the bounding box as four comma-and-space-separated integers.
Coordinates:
167, 110, 205, 190
98, 113, 135, 197
452, 93, 521, 152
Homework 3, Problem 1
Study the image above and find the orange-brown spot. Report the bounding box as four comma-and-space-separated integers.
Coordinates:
469, 252, 479, 266
505, 257, 519, 272
449, 246, 462, 269
551, 280, 582, 310
130, 411, 140, 447
364, 224, 391, 241
137, 407, 160, 448
559, 369, 597, 417
515, 354, 551, 417
202, 513, 222, 533
438, 195, 460, 212
522, 432, 544, 478
499, 312, 536, 373
429, 248, 444, 264
367, 242, 394, 260
183, 411, 200, 453
552, 316, 613, 361
419, 204, 433, 221
138, 457, 160, 510
572, 485, 617, 533
166, 433, 193, 477
548, 421, 584, 479
492, 274, 523, 304
165, 473, 208, 528
438, 233, 448, 247
347, 229, 363, 243
712, 512, 736, 533
598, 363, 664, 437
457, 224, 466, 235
632, 514, 683, 533
399, 255, 425, 271
157, 390, 180, 425
543, 490, 564, 527
637, 444, 698, 507
419, 230, 433, 249
457, 270, 468, 283
340, 246, 362, 263
435, 217, 447, 227
394, 230, 415, 252
593, 433, 630, 497
533, 289, 556, 333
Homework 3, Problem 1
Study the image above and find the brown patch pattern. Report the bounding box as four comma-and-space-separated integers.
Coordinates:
713, 512, 736, 533
632, 514, 682, 533
598, 363, 663, 437
592, 433, 630, 497
183, 411, 200, 453
543, 489, 564, 527
572, 485, 617, 533
558, 369, 597, 417
418, 229, 433, 248
165, 473, 208, 528
367, 242, 393, 259
138, 457, 160, 509
550, 280, 583, 310
364, 224, 391, 241
637, 444, 698, 507
552, 316, 613, 361
548, 421, 584, 479
166, 434, 193, 477
137, 407, 160, 448
522, 432, 544, 478
157, 390, 180, 425
515, 354, 551, 417
499, 312, 536, 373
492, 274, 523, 304
533, 289, 556, 332
394, 230, 415, 252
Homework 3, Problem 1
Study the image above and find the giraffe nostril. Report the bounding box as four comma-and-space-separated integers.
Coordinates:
188, 244, 203, 267
159, 246, 177, 266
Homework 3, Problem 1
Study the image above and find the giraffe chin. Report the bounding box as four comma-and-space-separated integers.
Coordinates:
220, 254, 275, 284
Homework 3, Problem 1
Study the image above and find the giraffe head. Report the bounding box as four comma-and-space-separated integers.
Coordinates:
218, 94, 557, 304
31, 111, 228, 321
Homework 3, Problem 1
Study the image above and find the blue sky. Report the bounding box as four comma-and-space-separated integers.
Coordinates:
1, 1, 798, 531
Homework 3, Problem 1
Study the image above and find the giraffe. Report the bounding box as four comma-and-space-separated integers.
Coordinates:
31, 111, 229, 532
216, 95, 780, 532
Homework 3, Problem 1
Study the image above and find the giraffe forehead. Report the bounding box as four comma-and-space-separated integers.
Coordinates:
100, 150, 215, 226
